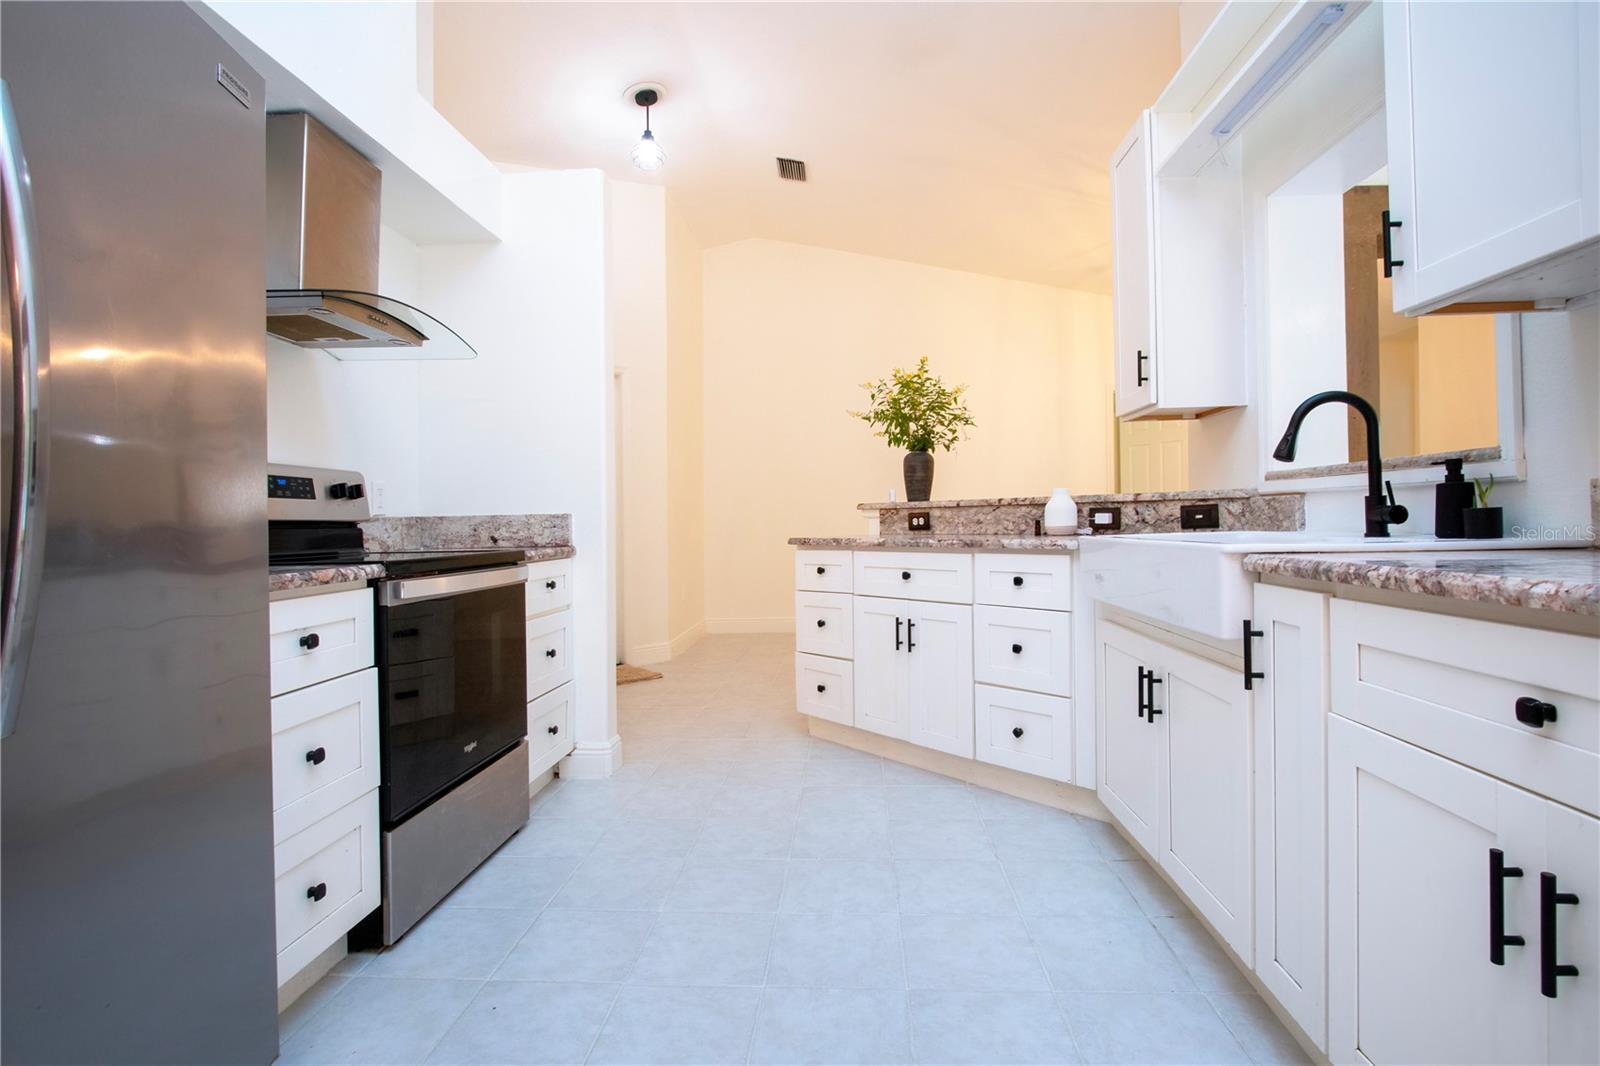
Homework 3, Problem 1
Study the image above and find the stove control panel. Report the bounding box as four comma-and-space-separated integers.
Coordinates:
267, 463, 371, 522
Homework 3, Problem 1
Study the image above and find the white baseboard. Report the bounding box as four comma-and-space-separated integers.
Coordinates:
625, 640, 673, 665
278, 938, 344, 1012
669, 620, 706, 658
705, 617, 795, 634
560, 735, 622, 779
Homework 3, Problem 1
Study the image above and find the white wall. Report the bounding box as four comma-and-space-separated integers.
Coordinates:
265, 224, 425, 515
608, 181, 671, 665
702, 239, 1113, 630
665, 195, 707, 657
413, 170, 618, 773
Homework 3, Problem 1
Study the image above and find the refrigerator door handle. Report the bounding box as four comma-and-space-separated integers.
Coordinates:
1, 77, 50, 738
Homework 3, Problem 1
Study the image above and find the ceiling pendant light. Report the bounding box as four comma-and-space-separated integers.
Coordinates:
629, 87, 665, 171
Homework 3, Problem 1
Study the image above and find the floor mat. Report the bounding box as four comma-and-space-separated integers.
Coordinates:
616, 663, 663, 685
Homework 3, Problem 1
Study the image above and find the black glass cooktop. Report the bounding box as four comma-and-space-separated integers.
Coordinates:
268, 521, 526, 579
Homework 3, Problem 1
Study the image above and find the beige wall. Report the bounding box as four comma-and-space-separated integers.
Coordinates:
1416, 313, 1499, 455
665, 194, 707, 656
702, 239, 1113, 630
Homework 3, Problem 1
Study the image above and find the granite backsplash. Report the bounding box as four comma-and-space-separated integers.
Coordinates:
861, 490, 1304, 537
360, 514, 571, 551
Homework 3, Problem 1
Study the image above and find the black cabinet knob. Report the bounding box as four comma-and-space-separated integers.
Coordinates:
1013, 576, 1024, 587
306, 882, 328, 902
545, 648, 558, 658
546, 579, 557, 590
817, 684, 826, 693
298, 632, 320, 651
1011, 643, 1023, 655
816, 619, 826, 628
816, 566, 826, 575
901, 571, 911, 581
305, 747, 327, 766
1515, 697, 1557, 728
547, 724, 559, 735
1012, 726, 1024, 739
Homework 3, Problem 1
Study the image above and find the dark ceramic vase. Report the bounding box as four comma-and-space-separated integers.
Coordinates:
903, 450, 934, 502
1463, 506, 1504, 539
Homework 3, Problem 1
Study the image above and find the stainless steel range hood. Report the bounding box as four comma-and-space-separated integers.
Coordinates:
265, 113, 474, 360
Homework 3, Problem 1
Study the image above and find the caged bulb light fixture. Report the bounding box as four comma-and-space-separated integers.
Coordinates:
629, 87, 665, 171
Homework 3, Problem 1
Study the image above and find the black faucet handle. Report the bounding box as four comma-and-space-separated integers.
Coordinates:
1384, 480, 1410, 524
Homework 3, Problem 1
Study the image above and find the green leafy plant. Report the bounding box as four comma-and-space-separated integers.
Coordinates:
1473, 474, 1496, 508
849, 357, 976, 453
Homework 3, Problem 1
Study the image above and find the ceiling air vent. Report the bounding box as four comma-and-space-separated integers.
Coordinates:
776, 157, 807, 182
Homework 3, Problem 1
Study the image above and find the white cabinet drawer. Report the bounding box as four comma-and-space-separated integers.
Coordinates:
796, 652, 854, 726
975, 684, 1073, 782
273, 791, 379, 986
795, 591, 853, 659
796, 550, 852, 594
854, 551, 972, 604
271, 668, 379, 843
527, 681, 575, 781
1331, 599, 1599, 815
269, 587, 374, 696
974, 554, 1072, 612
527, 609, 573, 701
525, 557, 573, 617
973, 604, 1073, 696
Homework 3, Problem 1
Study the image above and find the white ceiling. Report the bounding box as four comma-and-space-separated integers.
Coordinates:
432, 2, 1180, 294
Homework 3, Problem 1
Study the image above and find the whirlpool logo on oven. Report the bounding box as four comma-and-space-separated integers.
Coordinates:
463, 740, 478, 754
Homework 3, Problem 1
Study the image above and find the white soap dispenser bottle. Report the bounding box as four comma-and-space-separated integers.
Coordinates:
1042, 488, 1076, 535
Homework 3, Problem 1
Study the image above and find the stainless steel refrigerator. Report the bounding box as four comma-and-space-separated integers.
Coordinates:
2, 3, 279, 1062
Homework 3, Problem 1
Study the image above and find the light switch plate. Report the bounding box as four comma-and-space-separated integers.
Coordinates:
907, 511, 932, 532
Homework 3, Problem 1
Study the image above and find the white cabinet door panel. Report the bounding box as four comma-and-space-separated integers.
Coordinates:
796, 653, 854, 727
1159, 644, 1253, 960
975, 684, 1072, 783
796, 551, 853, 594
1327, 717, 1546, 1066
1112, 112, 1156, 416
1252, 584, 1329, 1050
525, 558, 573, 617
270, 667, 380, 844
1546, 804, 1598, 1064
905, 601, 974, 758
1097, 621, 1162, 854
973, 554, 1072, 611
525, 609, 573, 700
269, 587, 374, 696
853, 552, 973, 604
852, 597, 908, 741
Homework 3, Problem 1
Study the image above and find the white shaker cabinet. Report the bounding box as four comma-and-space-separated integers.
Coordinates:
1383, 0, 1600, 313
851, 596, 974, 758
1250, 584, 1329, 1050
1110, 110, 1246, 419
1097, 621, 1164, 855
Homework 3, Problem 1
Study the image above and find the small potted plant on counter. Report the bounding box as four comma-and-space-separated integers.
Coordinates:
850, 356, 975, 502
1464, 474, 1503, 539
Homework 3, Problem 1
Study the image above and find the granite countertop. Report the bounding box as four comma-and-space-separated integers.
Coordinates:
789, 535, 1079, 552
269, 544, 577, 594
861, 488, 1265, 510
1245, 548, 1600, 616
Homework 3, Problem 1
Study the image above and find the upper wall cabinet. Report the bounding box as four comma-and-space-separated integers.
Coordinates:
1111, 111, 1247, 419
1383, 0, 1599, 314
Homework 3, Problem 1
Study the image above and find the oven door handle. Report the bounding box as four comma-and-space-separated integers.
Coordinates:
379, 564, 528, 605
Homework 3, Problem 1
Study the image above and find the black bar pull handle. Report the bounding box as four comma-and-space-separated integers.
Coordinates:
393, 689, 419, 701
1137, 666, 1148, 719
1489, 848, 1526, 964
1146, 675, 1163, 722
1382, 210, 1405, 276
1540, 872, 1580, 997
895, 617, 903, 651
906, 619, 916, 652
1136, 349, 1148, 387
392, 627, 420, 638
1243, 619, 1265, 691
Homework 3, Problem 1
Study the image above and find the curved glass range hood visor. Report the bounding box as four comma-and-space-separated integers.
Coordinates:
265, 289, 477, 361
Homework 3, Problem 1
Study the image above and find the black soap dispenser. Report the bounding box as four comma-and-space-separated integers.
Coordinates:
1432, 457, 1473, 538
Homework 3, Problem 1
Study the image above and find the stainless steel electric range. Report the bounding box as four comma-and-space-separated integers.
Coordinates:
269, 463, 531, 943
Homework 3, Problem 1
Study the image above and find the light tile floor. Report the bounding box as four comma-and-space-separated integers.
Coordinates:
277, 634, 1308, 1065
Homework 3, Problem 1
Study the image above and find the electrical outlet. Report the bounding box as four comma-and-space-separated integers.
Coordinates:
1180, 503, 1221, 530
371, 481, 388, 513
907, 511, 932, 532
1087, 506, 1122, 531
